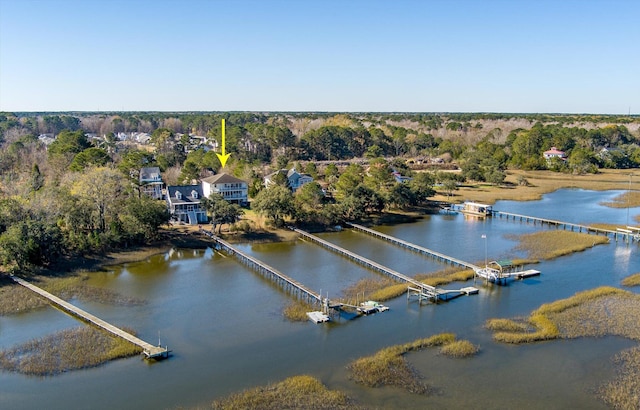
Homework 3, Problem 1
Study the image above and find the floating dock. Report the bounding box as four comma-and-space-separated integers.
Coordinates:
10, 276, 169, 359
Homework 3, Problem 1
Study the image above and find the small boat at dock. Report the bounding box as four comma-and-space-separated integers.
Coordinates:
459, 202, 493, 217
358, 301, 389, 314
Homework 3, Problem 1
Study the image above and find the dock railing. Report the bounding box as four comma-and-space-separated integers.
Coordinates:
347, 223, 478, 270
11, 276, 169, 359
212, 235, 322, 305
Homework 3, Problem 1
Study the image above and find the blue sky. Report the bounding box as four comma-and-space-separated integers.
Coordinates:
1, 0, 638, 113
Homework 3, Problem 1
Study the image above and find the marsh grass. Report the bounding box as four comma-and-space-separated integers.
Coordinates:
598, 346, 640, 410
433, 169, 640, 204
347, 333, 478, 394
40, 274, 145, 306
512, 231, 609, 260
0, 280, 48, 315
488, 284, 640, 410
0, 326, 142, 376
484, 318, 529, 333
621, 272, 640, 287
415, 267, 476, 287
600, 191, 640, 208
338, 267, 482, 307
488, 287, 639, 344
0, 274, 145, 317
211, 375, 362, 410
440, 340, 480, 358
283, 301, 315, 321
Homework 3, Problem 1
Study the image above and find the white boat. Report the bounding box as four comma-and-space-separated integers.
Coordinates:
306, 311, 330, 323
474, 266, 505, 282
358, 301, 389, 314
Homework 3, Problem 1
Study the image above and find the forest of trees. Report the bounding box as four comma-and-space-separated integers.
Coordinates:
0, 111, 638, 274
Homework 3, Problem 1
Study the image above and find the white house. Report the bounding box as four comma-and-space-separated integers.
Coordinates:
543, 147, 567, 160
139, 166, 163, 200
201, 173, 248, 205
264, 168, 313, 192
166, 185, 207, 225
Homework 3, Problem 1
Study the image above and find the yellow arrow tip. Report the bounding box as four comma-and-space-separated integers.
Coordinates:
216, 152, 231, 168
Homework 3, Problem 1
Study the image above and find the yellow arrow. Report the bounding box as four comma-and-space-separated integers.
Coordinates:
216, 118, 231, 167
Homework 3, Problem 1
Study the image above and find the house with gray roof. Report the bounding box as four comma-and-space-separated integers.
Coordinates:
264, 168, 313, 192
139, 166, 163, 199
166, 185, 207, 225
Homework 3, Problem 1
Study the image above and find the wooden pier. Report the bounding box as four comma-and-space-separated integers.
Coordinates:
212, 236, 323, 306
10, 276, 169, 359
292, 228, 451, 301
492, 211, 640, 243
347, 223, 479, 270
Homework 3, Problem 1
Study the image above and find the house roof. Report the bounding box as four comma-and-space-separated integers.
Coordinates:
201, 173, 246, 185
544, 147, 566, 155
166, 185, 203, 204
266, 168, 311, 181
140, 167, 161, 181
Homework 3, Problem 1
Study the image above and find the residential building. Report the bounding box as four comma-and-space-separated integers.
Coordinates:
392, 169, 412, 183
201, 173, 248, 205
139, 166, 163, 199
166, 185, 207, 225
543, 147, 567, 160
264, 168, 313, 192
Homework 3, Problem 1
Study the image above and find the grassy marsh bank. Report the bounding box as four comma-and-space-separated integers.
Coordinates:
434, 169, 640, 205
210, 375, 362, 410
347, 333, 478, 394
486, 287, 640, 344
486, 287, 640, 408
599, 346, 640, 410
621, 272, 640, 287
512, 230, 609, 260
0, 326, 142, 376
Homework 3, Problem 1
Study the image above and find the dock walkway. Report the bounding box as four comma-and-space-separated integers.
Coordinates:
493, 211, 639, 242
347, 223, 479, 270
212, 236, 322, 305
10, 276, 169, 359
292, 228, 444, 299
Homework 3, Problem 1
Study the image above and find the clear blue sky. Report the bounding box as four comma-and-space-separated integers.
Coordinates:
1, 0, 638, 113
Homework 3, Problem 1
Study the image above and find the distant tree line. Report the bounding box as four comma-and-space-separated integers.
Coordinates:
1, 111, 639, 274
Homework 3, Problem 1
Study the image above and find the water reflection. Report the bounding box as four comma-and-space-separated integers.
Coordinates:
1, 189, 639, 410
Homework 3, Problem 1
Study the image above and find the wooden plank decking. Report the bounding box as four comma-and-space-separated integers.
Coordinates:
292, 228, 442, 299
347, 223, 479, 270
10, 276, 169, 359
493, 211, 640, 242
212, 236, 323, 304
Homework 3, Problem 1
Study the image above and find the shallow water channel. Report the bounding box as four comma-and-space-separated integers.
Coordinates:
1, 189, 639, 409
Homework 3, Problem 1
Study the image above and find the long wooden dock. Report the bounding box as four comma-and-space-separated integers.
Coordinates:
492, 211, 640, 242
292, 228, 447, 300
347, 223, 479, 270
10, 276, 169, 359
212, 236, 323, 305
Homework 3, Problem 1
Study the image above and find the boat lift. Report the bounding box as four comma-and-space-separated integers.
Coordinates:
474, 260, 540, 285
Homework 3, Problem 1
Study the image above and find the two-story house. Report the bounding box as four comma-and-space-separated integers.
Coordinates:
201, 173, 248, 205
139, 166, 164, 199
264, 168, 313, 192
166, 185, 207, 225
